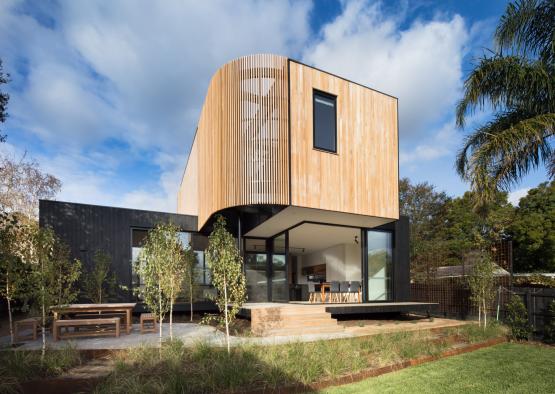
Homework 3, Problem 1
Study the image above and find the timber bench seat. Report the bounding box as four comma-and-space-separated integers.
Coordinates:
15, 317, 41, 342
53, 317, 120, 341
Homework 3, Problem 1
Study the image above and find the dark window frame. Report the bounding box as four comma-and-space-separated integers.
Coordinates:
312, 89, 338, 153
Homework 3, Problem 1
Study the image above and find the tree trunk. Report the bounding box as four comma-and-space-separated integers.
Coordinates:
7, 296, 14, 346
223, 274, 230, 354
169, 286, 174, 341
478, 304, 481, 327
41, 259, 46, 362
7, 272, 14, 346
158, 280, 163, 355
483, 299, 487, 329
190, 281, 193, 322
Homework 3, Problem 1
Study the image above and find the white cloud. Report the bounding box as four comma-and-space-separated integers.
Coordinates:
399, 119, 460, 165
508, 188, 531, 206
303, 0, 470, 140
0, 0, 312, 212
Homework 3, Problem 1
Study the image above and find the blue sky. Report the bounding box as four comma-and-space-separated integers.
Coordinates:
0, 0, 549, 212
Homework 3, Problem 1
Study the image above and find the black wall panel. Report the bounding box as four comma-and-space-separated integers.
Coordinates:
376, 216, 410, 302
39, 200, 198, 301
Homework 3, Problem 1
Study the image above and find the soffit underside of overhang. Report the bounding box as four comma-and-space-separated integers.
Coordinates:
244, 205, 396, 238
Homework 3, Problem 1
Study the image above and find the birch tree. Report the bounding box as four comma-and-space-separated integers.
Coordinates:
158, 224, 186, 340
135, 224, 172, 348
83, 250, 116, 303
468, 251, 496, 328
182, 244, 197, 322
17, 223, 81, 358
205, 215, 247, 354
0, 213, 33, 345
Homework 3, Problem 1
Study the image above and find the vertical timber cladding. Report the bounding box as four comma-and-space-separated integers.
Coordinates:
196, 54, 290, 229
288, 61, 399, 219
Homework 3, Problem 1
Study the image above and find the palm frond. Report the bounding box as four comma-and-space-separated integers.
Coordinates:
495, 0, 555, 64
456, 110, 532, 177
458, 112, 555, 208
456, 56, 554, 127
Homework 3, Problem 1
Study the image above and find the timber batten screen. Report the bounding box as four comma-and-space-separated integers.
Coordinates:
180, 54, 290, 229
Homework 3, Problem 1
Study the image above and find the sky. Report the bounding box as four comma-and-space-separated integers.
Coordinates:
0, 0, 549, 212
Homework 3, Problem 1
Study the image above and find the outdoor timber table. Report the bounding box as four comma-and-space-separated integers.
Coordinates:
51, 303, 136, 334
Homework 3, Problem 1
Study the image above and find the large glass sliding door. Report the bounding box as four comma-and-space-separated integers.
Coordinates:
271, 233, 288, 302
244, 239, 268, 302
245, 253, 268, 302
244, 234, 289, 302
366, 230, 393, 301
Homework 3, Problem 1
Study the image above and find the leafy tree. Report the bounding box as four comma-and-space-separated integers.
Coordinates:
455, 0, 554, 209
0, 153, 61, 219
0, 59, 9, 142
205, 215, 247, 353
157, 224, 187, 340
399, 177, 450, 249
509, 181, 555, 272
441, 191, 514, 258
18, 224, 80, 359
505, 294, 532, 340
0, 213, 33, 345
83, 250, 117, 303
182, 244, 197, 322
135, 224, 182, 347
399, 178, 451, 278
50, 239, 81, 307
467, 250, 496, 328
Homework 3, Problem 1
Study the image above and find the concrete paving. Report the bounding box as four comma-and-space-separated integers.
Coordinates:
1, 317, 469, 351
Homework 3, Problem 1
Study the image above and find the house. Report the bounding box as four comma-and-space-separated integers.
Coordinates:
40, 54, 411, 306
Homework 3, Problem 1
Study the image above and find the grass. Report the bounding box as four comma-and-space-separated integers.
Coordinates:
0, 345, 82, 393
322, 343, 555, 393
94, 324, 506, 394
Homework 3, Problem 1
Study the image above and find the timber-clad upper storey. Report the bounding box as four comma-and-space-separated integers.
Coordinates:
178, 54, 399, 231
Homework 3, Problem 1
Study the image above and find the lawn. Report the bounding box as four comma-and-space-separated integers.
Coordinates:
323, 343, 555, 394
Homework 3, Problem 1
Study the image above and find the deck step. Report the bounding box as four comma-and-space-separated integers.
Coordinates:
250, 305, 343, 336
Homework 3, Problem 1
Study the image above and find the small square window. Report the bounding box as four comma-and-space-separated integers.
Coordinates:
313, 90, 337, 153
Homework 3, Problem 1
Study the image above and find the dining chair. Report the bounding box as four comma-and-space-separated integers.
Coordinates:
339, 281, 350, 303
308, 282, 318, 303
349, 281, 361, 303
330, 281, 341, 303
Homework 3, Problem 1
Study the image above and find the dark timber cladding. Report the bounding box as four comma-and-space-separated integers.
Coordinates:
39, 200, 197, 299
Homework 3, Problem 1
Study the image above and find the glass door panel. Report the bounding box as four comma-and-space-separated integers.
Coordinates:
271, 233, 288, 302
271, 254, 288, 302
367, 230, 392, 301
245, 253, 268, 302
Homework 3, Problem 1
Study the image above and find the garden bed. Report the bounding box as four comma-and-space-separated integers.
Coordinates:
92, 324, 507, 393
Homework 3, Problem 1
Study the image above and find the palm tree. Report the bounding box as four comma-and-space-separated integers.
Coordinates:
456, 0, 554, 209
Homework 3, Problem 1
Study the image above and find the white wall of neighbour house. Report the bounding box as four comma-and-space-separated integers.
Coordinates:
296, 244, 361, 284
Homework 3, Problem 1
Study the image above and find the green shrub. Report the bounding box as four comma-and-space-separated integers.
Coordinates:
505, 295, 532, 340
543, 300, 555, 344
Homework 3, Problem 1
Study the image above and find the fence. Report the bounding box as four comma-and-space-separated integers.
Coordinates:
409, 240, 555, 334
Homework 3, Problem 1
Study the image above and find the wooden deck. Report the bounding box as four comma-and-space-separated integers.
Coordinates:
239, 302, 439, 337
